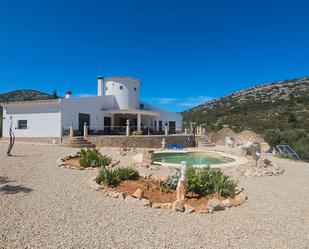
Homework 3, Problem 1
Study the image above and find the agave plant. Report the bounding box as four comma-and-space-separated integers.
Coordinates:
117, 167, 139, 181
96, 166, 139, 187
210, 170, 237, 197
96, 168, 120, 187
79, 148, 111, 168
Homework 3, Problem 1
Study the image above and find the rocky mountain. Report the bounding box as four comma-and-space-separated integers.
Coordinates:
0, 90, 57, 136
0, 89, 56, 103
182, 77, 309, 134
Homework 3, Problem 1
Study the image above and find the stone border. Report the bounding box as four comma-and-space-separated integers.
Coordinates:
56, 156, 99, 171
88, 178, 247, 214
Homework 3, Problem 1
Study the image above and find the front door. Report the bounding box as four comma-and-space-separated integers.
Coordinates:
79, 113, 90, 135
104, 117, 111, 135
169, 121, 176, 134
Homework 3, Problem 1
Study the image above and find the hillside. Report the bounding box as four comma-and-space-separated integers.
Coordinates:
0, 90, 56, 136
182, 77, 309, 134
0, 89, 56, 103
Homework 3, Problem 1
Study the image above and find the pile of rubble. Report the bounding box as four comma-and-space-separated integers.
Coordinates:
236, 158, 285, 177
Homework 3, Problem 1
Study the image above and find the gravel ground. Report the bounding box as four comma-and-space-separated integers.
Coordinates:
0, 143, 308, 249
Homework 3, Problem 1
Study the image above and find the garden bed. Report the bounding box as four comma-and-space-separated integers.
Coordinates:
104, 177, 226, 213
57, 148, 115, 170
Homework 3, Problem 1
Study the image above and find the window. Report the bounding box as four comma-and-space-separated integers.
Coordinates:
106, 87, 108, 91
134, 87, 137, 91
140, 103, 144, 109
119, 85, 123, 90
17, 120, 27, 129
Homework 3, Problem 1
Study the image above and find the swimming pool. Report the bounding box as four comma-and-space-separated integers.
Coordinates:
153, 151, 235, 166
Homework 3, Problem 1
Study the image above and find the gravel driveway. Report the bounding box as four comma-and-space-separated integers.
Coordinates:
0, 143, 308, 249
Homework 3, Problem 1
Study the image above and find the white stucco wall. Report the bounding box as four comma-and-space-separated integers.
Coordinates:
105, 76, 141, 110
60, 95, 116, 130
2, 101, 62, 138
141, 102, 182, 132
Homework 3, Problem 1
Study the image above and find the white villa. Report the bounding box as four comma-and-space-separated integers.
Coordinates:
1, 76, 182, 141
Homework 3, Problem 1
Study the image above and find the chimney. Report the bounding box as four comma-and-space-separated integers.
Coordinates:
65, 91, 72, 99
97, 76, 104, 96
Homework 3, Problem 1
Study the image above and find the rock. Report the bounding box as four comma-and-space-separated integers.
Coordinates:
221, 198, 233, 208
142, 163, 149, 168
172, 200, 184, 212
124, 195, 139, 204
263, 158, 272, 166
132, 188, 144, 200
152, 203, 162, 209
235, 186, 244, 195
160, 175, 169, 183
232, 193, 247, 206
207, 198, 223, 211
184, 205, 195, 214
140, 198, 150, 207
161, 203, 172, 210
94, 185, 104, 191
107, 191, 119, 198
140, 173, 153, 179
117, 192, 126, 200
207, 206, 214, 213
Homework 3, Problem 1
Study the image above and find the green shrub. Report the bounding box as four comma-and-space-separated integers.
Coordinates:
117, 167, 139, 181
264, 128, 309, 161
79, 148, 111, 168
159, 180, 167, 192
276, 153, 290, 159
132, 130, 143, 135
96, 168, 120, 187
264, 129, 284, 146
96, 166, 139, 187
210, 170, 237, 197
185, 165, 236, 197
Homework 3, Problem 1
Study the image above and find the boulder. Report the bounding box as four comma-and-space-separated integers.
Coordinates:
206, 198, 224, 211
172, 200, 184, 212
161, 203, 172, 210
117, 192, 126, 200
184, 205, 195, 214
132, 188, 144, 200
124, 195, 139, 204
140, 198, 151, 207
235, 186, 244, 195
152, 203, 162, 209
232, 193, 247, 206
160, 175, 169, 184
221, 198, 233, 208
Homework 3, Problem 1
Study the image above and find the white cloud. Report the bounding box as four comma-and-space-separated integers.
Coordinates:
144, 96, 213, 110
152, 97, 179, 105
177, 96, 213, 107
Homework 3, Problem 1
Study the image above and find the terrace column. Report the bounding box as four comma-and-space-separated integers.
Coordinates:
83, 122, 88, 138
137, 113, 141, 131
111, 115, 114, 131
69, 124, 74, 137
164, 122, 169, 136
126, 120, 130, 136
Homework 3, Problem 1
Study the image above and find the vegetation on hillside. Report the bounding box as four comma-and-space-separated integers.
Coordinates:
182, 77, 309, 161
182, 77, 309, 134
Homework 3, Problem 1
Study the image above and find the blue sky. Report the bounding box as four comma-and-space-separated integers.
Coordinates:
0, 0, 308, 112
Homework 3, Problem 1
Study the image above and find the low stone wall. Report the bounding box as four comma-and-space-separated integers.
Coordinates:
87, 135, 196, 148
0, 137, 61, 144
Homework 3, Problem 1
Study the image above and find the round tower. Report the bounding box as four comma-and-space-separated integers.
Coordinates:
104, 76, 141, 109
